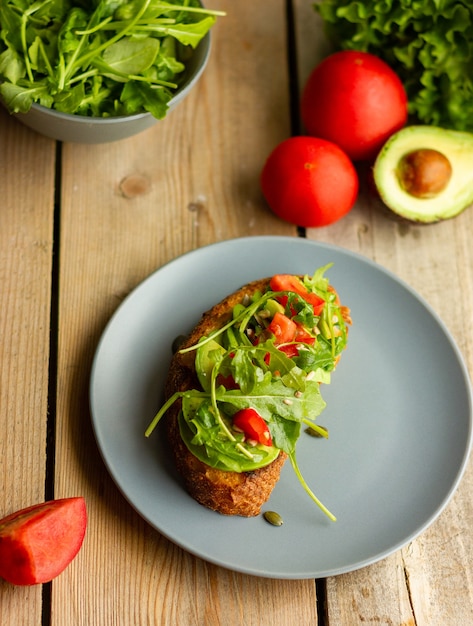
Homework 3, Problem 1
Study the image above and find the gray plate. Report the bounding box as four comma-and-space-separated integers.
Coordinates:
90, 236, 473, 579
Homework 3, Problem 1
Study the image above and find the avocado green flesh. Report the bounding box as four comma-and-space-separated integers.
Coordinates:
195, 338, 226, 391
178, 401, 281, 472
374, 126, 473, 223
264, 298, 285, 316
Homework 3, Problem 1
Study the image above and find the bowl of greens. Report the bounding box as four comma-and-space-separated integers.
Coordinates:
0, 0, 221, 143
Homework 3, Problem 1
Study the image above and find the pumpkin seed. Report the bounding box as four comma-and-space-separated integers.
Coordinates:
305, 425, 328, 438
263, 511, 284, 527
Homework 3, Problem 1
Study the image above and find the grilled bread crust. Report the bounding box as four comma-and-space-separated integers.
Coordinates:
163, 278, 288, 517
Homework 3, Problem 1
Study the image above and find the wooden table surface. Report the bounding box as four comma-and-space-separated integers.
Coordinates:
1, 2, 473, 624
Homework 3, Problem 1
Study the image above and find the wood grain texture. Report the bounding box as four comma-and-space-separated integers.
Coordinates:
0, 109, 56, 624
51, 2, 316, 625
294, 2, 473, 625
2, 1, 472, 625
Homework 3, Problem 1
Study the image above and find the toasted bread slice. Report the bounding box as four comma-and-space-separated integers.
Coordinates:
164, 279, 288, 517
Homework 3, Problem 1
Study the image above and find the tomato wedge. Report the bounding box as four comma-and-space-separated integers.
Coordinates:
270, 274, 325, 315
216, 373, 239, 390
277, 344, 299, 358
233, 408, 273, 446
267, 312, 297, 344
295, 323, 316, 345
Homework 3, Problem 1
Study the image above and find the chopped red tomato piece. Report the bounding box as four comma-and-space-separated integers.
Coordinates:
270, 274, 325, 315
268, 312, 297, 344
277, 344, 299, 358
295, 324, 316, 345
274, 294, 298, 317
216, 374, 239, 390
233, 408, 273, 446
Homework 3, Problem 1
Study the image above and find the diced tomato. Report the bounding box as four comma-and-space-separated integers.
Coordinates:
267, 312, 297, 344
233, 408, 273, 446
276, 294, 289, 309
278, 344, 299, 358
295, 324, 316, 345
270, 274, 325, 315
270, 274, 305, 294
216, 374, 239, 390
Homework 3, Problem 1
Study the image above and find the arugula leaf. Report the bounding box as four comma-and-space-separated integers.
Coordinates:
289, 452, 336, 521
54, 82, 88, 113
119, 80, 170, 118
269, 418, 300, 456
139, 15, 217, 47
0, 0, 223, 118
0, 49, 25, 84
221, 375, 326, 423
0, 81, 51, 112
96, 37, 161, 80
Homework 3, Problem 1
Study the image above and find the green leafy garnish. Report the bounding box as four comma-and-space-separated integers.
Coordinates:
146, 266, 350, 520
0, 0, 224, 118
315, 0, 473, 132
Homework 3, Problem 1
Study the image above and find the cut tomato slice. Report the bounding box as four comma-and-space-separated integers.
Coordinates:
277, 344, 299, 358
295, 323, 316, 345
267, 312, 297, 344
216, 374, 239, 390
270, 274, 325, 315
233, 408, 273, 446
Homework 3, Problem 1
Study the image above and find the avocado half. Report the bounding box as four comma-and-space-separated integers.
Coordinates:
373, 126, 473, 223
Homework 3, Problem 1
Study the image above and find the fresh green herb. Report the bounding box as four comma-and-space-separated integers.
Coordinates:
0, 0, 224, 118
146, 267, 349, 520
314, 0, 473, 132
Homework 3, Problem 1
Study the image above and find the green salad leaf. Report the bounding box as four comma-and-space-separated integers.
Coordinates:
314, 0, 473, 131
0, 0, 224, 118
179, 396, 281, 472
146, 266, 350, 521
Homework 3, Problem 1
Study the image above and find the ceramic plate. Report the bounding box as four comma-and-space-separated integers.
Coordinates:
90, 236, 472, 579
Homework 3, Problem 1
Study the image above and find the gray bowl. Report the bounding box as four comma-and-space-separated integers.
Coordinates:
11, 34, 210, 144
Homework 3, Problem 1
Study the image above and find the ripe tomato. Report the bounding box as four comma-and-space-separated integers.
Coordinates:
260, 136, 358, 227
267, 312, 297, 344
270, 274, 325, 315
233, 408, 273, 446
301, 50, 408, 162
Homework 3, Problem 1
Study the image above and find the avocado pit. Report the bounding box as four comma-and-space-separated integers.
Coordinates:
397, 148, 452, 199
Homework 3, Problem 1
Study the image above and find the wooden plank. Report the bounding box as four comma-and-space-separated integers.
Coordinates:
0, 108, 56, 624
294, 2, 473, 624
52, 2, 317, 624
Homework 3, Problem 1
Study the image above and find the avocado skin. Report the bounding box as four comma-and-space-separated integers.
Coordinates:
373, 126, 473, 223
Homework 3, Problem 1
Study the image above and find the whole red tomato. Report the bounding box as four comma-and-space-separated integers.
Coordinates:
260, 136, 358, 227
301, 50, 408, 162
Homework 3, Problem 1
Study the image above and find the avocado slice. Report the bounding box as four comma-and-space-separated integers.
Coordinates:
195, 338, 226, 391
373, 126, 473, 223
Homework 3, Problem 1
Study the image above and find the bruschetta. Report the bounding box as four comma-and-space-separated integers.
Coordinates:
146, 266, 351, 519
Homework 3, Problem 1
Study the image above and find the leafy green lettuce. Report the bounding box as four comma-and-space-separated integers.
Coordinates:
315, 0, 473, 131
0, 0, 223, 118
